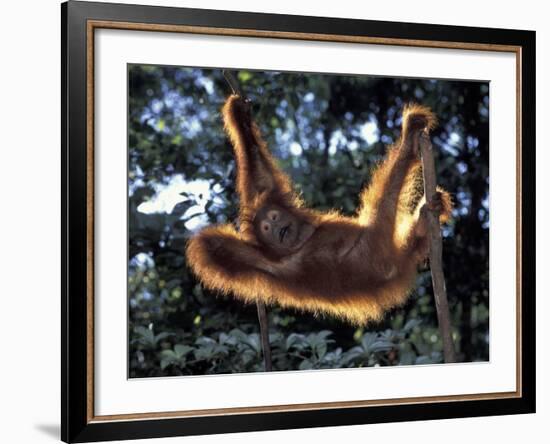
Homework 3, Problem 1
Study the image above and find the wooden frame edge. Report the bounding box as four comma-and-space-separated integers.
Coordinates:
91, 391, 520, 423
89, 19, 521, 52
86, 18, 95, 424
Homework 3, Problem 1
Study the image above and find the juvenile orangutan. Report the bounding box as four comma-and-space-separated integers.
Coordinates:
186, 95, 451, 325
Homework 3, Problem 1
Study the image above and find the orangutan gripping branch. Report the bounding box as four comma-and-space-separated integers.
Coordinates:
185, 95, 452, 325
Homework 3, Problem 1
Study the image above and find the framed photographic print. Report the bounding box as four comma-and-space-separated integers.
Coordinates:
61, 1, 536, 442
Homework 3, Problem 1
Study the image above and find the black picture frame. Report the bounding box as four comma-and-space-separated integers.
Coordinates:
61, 1, 536, 442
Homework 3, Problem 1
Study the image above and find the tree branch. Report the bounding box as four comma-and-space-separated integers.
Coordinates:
223, 70, 243, 97
419, 130, 457, 363
256, 302, 273, 371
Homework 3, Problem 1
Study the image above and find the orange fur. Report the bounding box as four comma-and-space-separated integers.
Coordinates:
186, 96, 451, 325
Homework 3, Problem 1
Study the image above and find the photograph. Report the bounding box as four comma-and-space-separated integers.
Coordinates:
128, 65, 490, 378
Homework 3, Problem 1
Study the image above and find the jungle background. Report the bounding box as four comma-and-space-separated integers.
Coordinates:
128, 65, 489, 377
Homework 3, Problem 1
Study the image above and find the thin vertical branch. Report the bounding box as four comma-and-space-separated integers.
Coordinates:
419, 131, 457, 363
223, 70, 242, 97
256, 302, 273, 371
222, 69, 273, 371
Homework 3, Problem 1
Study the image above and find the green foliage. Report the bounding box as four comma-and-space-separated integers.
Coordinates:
128, 65, 489, 377
131, 321, 446, 376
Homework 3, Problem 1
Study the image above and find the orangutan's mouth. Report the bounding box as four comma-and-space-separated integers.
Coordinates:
279, 225, 290, 243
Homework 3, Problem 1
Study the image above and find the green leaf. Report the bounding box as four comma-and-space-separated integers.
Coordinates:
299, 360, 313, 370
404, 319, 423, 332
134, 326, 156, 348
399, 350, 416, 366
238, 71, 252, 83
341, 346, 364, 364
160, 358, 172, 370
316, 342, 327, 360
174, 344, 193, 358
160, 350, 177, 360
285, 333, 305, 351
245, 334, 261, 353
370, 339, 394, 353
195, 336, 217, 346
228, 329, 248, 343
360, 333, 377, 352
155, 332, 174, 342
415, 356, 433, 365
194, 346, 214, 360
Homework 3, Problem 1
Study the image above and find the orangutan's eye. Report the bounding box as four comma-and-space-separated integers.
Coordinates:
267, 210, 279, 221
261, 221, 271, 232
